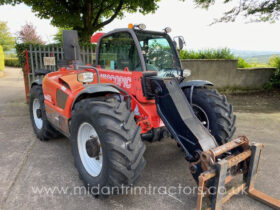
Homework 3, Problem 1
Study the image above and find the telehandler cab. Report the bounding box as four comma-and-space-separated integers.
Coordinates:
29, 24, 280, 209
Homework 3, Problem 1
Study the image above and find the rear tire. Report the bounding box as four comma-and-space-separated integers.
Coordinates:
183, 87, 236, 145
70, 97, 146, 196
29, 85, 61, 141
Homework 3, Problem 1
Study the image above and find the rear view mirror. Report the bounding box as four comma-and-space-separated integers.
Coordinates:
173, 41, 177, 49
173, 36, 185, 51
63, 30, 81, 61
178, 37, 184, 50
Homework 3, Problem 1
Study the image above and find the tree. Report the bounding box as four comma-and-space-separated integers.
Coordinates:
53, 27, 72, 44
194, 0, 280, 23
1, 0, 160, 42
17, 23, 45, 44
0, 21, 15, 51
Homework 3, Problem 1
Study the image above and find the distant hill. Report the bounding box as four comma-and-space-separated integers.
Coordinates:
231, 49, 280, 64
244, 54, 280, 64
231, 49, 280, 58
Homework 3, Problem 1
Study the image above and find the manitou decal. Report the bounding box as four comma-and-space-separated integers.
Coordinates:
100, 73, 132, 89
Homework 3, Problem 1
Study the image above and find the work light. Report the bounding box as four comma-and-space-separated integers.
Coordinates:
77, 72, 94, 83
138, 24, 146, 30
164, 27, 171, 33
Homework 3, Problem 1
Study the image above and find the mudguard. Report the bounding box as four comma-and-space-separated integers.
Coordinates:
179, 80, 213, 88
71, 85, 120, 110
31, 79, 42, 87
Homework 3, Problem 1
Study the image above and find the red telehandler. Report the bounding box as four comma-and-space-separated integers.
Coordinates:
29, 24, 280, 209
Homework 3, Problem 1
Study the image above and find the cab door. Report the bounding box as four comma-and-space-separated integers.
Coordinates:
97, 31, 143, 95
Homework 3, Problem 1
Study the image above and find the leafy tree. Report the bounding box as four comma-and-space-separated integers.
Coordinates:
53, 27, 72, 44
194, 0, 280, 23
17, 23, 45, 44
269, 55, 280, 68
0, 21, 15, 51
1, 0, 160, 42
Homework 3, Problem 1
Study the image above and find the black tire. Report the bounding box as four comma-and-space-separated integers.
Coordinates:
29, 85, 61, 141
183, 87, 236, 145
70, 97, 146, 195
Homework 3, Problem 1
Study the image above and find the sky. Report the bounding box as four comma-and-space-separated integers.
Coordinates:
0, 0, 280, 51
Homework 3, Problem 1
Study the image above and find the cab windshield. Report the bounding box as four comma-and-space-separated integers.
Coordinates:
135, 30, 181, 77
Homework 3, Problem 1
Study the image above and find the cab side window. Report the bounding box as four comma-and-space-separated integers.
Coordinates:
98, 32, 142, 71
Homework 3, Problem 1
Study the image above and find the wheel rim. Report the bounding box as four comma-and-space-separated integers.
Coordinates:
33, 98, 43, 130
77, 122, 103, 177
192, 104, 210, 129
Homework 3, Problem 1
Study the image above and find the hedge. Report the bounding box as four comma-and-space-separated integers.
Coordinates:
5, 58, 21, 67
0, 45, 4, 71
180, 48, 235, 60
265, 56, 280, 88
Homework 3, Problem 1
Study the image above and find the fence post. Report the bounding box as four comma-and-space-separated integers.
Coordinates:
22, 50, 30, 103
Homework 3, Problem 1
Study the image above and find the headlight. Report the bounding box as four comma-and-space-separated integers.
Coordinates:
77, 72, 94, 83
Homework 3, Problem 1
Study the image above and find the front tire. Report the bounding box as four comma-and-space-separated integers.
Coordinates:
70, 97, 146, 195
183, 87, 236, 145
29, 85, 61, 140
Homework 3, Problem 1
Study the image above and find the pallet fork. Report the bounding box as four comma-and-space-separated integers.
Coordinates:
196, 137, 280, 210
144, 77, 280, 210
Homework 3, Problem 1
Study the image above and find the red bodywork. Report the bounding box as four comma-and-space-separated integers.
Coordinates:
42, 66, 163, 136
91, 32, 104, 43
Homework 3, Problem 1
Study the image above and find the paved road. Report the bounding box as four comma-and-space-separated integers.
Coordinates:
0, 67, 279, 210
